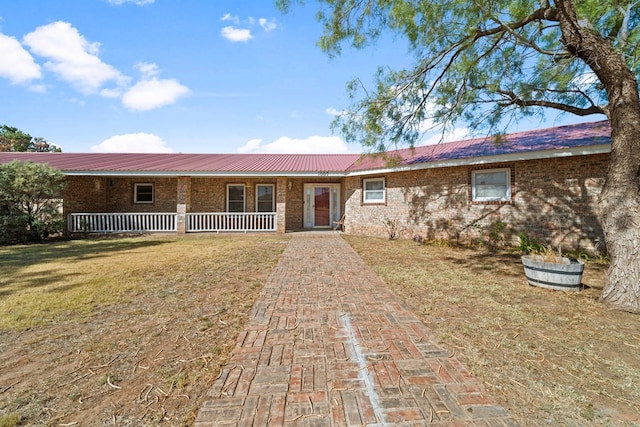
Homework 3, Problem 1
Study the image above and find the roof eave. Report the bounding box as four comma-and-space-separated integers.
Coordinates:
63, 170, 349, 178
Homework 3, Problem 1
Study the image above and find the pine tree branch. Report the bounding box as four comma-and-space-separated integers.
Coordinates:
496, 89, 607, 116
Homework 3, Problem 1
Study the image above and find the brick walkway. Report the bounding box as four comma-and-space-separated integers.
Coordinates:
194, 233, 517, 426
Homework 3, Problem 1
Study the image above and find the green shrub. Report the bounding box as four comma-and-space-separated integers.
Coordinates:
485, 220, 508, 249
517, 232, 546, 255
0, 160, 65, 245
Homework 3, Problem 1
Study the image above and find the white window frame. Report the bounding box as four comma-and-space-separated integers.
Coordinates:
134, 183, 154, 204
255, 184, 275, 213
363, 177, 386, 204
227, 184, 246, 212
471, 168, 511, 202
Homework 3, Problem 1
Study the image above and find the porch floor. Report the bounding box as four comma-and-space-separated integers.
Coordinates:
194, 233, 516, 426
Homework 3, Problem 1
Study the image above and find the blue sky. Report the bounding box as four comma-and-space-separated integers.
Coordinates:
0, 0, 594, 154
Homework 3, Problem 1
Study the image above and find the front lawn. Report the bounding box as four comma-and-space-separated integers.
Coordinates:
2, 234, 638, 426
345, 235, 639, 426
0, 235, 288, 426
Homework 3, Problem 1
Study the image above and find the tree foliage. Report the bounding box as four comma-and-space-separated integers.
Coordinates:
0, 161, 66, 245
279, 0, 640, 313
0, 125, 62, 152
279, 0, 638, 151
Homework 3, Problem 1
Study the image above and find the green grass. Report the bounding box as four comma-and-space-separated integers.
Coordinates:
0, 414, 20, 427
0, 235, 288, 330
0, 238, 173, 329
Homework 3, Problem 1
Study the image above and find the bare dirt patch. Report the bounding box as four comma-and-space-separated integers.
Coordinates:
345, 235, 640, 427
0, 235, 288, 426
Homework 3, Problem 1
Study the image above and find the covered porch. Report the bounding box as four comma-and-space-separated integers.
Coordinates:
64, 175, 346, 235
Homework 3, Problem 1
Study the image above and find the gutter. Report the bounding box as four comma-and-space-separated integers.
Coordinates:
63, 170, 350, 178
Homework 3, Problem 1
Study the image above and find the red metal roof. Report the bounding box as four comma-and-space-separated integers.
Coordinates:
348, 120, 611, 172
0, 152, 361, 175
0, 121, 611, 175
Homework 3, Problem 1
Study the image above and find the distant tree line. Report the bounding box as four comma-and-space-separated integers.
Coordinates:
0, 125, 61, 152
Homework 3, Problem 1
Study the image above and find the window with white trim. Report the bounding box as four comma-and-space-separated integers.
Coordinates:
471, 168, 511, 202
227, 184, 245, 212
134, 183, 154, 203
256, 184, 274, 212
363, 177, 385, 204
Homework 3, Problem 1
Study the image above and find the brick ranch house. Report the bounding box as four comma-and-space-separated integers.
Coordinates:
0, 120, 611, 250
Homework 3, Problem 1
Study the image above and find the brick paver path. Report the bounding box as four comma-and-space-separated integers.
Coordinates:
194, 233, 517, 426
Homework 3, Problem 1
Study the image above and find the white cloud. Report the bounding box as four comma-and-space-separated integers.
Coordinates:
22, 21, 126, 94
220, 14, 277, 41
28, 84, 47, 93
135, 61, 159, 78
6, 22, 186, 111
259, 18, 277, 32
0, 33, 42, 84
237, 135, 351, 154
238, 139, 262, 153
91, 133, 173, 153
572, 71, 599, 88
325, 107, 344, 116
122, 76, 190, 111
220, 13, 239, 24
326, 102, 469, 147
106, 0, 155, 5
221, 26, 253, 42
99, 87, 122, 98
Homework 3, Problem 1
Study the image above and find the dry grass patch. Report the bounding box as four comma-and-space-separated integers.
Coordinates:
345, 235, 640, 427
0, 234, 288, 426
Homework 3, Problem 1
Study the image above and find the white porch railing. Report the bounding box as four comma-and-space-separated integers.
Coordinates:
68, 213, 177, 233
67, 212, 278, 233
186, 212, 277, 232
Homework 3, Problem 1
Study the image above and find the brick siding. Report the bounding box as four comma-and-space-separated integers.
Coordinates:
62, 153, 607, 250
64, 176, 176, 213
63, 176, 108, 215
344, 153, 608, 251
63, 176, 306, 231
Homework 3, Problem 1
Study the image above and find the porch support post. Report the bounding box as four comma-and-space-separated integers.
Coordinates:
276, 176, 287, 233
176, 176, 191, 235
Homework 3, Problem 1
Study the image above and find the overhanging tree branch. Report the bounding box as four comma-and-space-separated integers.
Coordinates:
282, 0, 640, 313
495, 89, 607, 115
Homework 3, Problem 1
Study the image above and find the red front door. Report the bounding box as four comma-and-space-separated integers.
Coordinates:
314, 187, 330, 226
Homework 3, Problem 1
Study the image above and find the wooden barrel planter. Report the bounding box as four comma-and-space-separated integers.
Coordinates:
521, 255, 585, 291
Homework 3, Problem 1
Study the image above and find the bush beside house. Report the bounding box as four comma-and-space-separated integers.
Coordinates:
0, 160, 65, 245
